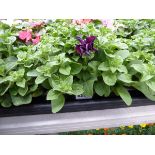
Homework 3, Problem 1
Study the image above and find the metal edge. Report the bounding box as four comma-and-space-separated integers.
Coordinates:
1, 105, 155, 134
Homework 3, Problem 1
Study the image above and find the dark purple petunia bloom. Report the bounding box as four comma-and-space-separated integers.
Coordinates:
75, 36, 97, 56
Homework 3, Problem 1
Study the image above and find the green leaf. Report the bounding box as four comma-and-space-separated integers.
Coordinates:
102, 71, 117, 86
51, 93, 65, 113
83, 79, 95, 97
5, 56, 17, 72
116, 43, 128, 49
47, 90, 61, 100
27, 69, 40, 77
28, 84, 38, 93
116, 86, 132, 106
0, 77, 5, 84
51, 75, 73, 93
98, 62, 109, 71
102, 83, 111, 97
35, 75, 47, 84
117, 65, 127, 73
146, 78, 155, 91
71, 83, 84, 95
9, 86, 18, 96
70, 62, 82, 75
88, 61, 100, 71
94, 81, 105, 96
115, 50, 130, 59
16, 79, 26, 88
130, 64, 145, 73
59, 64, 71, 75
8, 36, 16, 44
18, 86, 28, 96
118, 74, 132, 83
134, 82, 155, 101
141, 74, 153, 82
0, 82, 11, 96
0, 95, 12, 107
11, 94, 32, 106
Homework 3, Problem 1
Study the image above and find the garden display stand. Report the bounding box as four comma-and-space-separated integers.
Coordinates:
1, 19, 155, 134
0, 90, 155, 134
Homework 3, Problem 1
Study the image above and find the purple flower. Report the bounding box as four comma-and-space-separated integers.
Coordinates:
75, 36, 97, 56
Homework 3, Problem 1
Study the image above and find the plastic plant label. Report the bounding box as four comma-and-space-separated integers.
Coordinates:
75, 95, 92, 100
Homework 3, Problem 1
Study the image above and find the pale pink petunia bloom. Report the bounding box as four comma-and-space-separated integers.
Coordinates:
31, 21, 44, 28
72, 19, 92, 26
101, 19, 114, 28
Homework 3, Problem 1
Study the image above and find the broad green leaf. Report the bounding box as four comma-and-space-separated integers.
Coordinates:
9, 86, 18, 96
83, 79, 95, 97
146, 79, 155, 91
141, 74, 153, 82
115, 50, 130, 59
98, 62, 109, 71
130, 64, 145, 73
133, 82, 155, 101
70, 62, 82, 75
5, 56, 17, 72
28, 84, 38, 93
0, 82, 11, 96
59, 64, 71, 75
18, 86, 28, 96
27, 69, 40, 77
102, 83, 111, 97
0, 95, 12, 107
116, 86, 132, 106
51, 93, 65, 113
94, 81, 105, 96
35, 75, 47, 84
0, 77, 5, 84
11, 94, 32, 106
88, 61, 100, 71
118, 74, 132, 83
102, 71, 117, 86
116, 42, 128, 49
51, 75, 73, 93
71, 83, 84, 95
8, 36, 16, 44
47, 90, 61, 100
117, 65, 127, 73
16, 79, 26, 88
32, 89, 43, 97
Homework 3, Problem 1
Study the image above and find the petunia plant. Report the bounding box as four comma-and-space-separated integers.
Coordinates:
1, 19, 155, 113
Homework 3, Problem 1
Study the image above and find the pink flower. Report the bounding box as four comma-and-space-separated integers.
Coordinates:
19, 30, 41, 45
32, 34, 41, 45
31, 21, 44, 28
82, 19, 92, 24
72, 19, 92, 26
19, 30, 32, 42
101, 19, 114, 28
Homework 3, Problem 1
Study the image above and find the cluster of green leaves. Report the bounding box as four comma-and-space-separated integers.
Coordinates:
1, 19, 155, 113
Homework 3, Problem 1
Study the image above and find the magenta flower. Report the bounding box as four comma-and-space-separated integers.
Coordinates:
32, 35, 41, 45
75, 36, 97, 56
19, 30, 32, 43
19, 30, 41, 45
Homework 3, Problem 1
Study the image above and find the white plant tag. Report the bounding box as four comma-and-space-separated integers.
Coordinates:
75, 95, 92, 100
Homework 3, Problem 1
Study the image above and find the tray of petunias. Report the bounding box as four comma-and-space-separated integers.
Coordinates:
1, 19, 155, 115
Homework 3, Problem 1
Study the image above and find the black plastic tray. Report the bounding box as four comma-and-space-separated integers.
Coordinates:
0, 89, 155, 117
